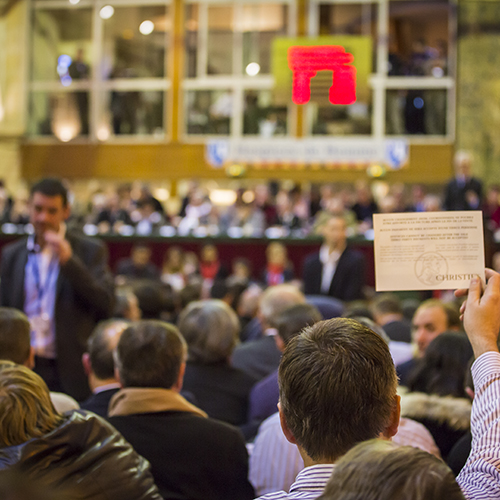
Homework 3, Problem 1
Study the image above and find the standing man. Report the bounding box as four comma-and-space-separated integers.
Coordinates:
302, 215, 365, 302
0, 178, 114, 401
443, 150, 482, 211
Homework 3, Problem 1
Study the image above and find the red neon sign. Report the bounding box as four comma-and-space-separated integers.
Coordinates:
287, 45, 357, 105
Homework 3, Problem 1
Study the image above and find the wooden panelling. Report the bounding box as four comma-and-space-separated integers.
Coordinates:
21, 142, 454, 183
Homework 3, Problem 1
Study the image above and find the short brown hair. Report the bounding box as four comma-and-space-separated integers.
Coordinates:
0, 308, 31, 365
0, 363, 63, 447
318, 439, 464, 500
416, 299, 461, 330
279, 318, 397, 462
177, 300, 240, 363
275, 303, 322, 346
115, 320, 186, 389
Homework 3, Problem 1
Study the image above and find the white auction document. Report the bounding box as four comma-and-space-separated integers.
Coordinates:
373, 211, 485, 291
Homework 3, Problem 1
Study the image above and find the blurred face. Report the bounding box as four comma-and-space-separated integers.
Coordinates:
268, 244, 286, 265
455, 157, 471, 177
132, 248, 151, 267
412, 305, 448, 356
202, 245, 217, 262
322, 217, 346, 249
29, 193, 69, 238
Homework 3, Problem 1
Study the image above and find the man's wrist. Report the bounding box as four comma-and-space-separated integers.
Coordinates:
471, 340, 499, 359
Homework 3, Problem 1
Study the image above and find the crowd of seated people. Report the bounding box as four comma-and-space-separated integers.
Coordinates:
1, 249, 500, 498
2, 175, 500, 499
3, 174, 500, 242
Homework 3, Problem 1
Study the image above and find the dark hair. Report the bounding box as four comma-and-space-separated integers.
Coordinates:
0, 308, 31, 365
177, 300, 239, 364
343, 301, 374, 321
408, 332, 473, 398
115, 320, 186, 389
179, 283, 202, 309
87, 320, 129, 380
113, 289, 135, 319
30, 178, 68, 207
275, 303, 322, 346
318, 439, 464, 500
210, 279, 228, 300
133, 281, 164, 319
279, 318, 397, 462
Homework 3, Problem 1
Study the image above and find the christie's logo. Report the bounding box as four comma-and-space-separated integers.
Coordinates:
435, 274, 480, 281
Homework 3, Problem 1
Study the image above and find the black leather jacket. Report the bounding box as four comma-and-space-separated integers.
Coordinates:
0, 410, 163, 500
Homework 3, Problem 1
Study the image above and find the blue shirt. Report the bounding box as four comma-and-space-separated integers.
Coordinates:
24, 236, 60, 359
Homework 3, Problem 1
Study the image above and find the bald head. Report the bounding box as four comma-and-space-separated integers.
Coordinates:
259, 284, 306, 329
86, 320, 129, 381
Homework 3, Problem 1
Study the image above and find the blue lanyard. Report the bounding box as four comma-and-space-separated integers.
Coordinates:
30, 253, 57, 313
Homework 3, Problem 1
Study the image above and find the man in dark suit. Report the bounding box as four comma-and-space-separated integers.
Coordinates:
0, 178, 114, 401
108, 320, 255, 500
80, 319, 128, 417
302, 215, 365, 302
443, 150, 482, 211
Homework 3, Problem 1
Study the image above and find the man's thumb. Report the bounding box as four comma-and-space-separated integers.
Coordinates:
467, 276, 481, 304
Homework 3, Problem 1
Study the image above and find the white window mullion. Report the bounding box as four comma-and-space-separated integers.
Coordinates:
232, 86, 243, 137
198, 3, 208, 77
90, 0, 103, 142
233, 3, 243, 76
373, 0, 388, 138
308, 1, 319, 37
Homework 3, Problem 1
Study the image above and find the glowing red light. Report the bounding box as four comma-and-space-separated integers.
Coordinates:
287, 45, 357, 105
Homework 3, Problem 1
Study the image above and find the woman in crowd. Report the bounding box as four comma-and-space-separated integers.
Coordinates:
178, 300, 256, 426
0, 363, 161, 500
400, 332, 473, 460
262, 242, 294, 287
161, 246, 186, 291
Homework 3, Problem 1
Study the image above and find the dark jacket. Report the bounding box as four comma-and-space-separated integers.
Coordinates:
399, 390, 471, 460
80, 387, 120, 418
444, 177, 483, 211
0, 232, 114, 400
302, 247, 366, 302
231, 335, 282, 381
107, 387, 255, 500
0, 410, 162, 500
182, 361, 256, 426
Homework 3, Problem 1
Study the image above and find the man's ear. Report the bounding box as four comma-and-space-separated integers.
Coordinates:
274, 335, 286, 353
26, 346, 35, 370
278, 402, 297, 445
383, 395, 401, 440
82, 353, 91, 376
114, 367, 124, 388
172, 361, 186, 393
63, 204, 71, 221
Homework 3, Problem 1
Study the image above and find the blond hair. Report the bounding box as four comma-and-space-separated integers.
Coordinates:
0, 363, 63, 447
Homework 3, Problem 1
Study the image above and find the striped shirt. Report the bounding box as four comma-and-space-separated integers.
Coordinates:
250, 414, 439, 496
457, 351, 500, 499
256, 464, 335, 500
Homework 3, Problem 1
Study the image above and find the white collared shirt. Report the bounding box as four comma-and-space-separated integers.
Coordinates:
319, 245, 341, 294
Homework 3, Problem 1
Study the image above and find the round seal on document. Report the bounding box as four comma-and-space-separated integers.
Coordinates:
414, 252, 448, 286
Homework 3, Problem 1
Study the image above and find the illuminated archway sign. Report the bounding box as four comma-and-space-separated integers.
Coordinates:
287, 45, 356, 105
